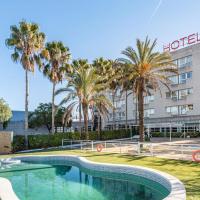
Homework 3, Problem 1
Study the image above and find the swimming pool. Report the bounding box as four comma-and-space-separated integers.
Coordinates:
0, 156, 186, 200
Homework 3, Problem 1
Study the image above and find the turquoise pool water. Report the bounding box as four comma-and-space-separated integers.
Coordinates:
0, 162, 169, 200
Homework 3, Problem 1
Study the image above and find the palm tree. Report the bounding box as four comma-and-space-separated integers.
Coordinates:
121, 80, 132, 132
93, 58, 113, 133
40, 41, 71, 133
118, 37, 177, 142
56, 60, 112, 139
93, 58, 119, 130
64, 59, 89, 135
6, 21, 45, 145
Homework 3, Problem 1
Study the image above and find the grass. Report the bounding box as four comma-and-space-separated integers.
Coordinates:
1, 150, 200, 200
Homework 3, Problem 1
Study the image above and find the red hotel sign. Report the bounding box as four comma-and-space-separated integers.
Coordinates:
163, 33, 200, 52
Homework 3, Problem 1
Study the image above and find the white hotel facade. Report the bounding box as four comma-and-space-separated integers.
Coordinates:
104, 40, 200, 132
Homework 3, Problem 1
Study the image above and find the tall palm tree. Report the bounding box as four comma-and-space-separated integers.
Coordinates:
56, 60, 112, 139
6, 21, 45, 144
93, 58, 113, 133
93, 58, 119, 130
40, 41, 71, 133
118, 37, 177, 142
121, 81, 132, 132
65, 59, 89, 135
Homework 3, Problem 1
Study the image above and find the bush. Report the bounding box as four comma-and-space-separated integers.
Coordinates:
12, 135, 26, 152
151, 131, 200, 138
151, 132, 163, 137
186, 132, 200, 138
12, 129, 131, 152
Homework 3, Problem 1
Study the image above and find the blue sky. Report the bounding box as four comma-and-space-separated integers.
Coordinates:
0, 0, 200, 111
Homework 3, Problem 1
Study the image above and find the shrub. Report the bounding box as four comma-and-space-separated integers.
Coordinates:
151, 131, 200, 138
12, 135, 26, 152
12, 129, 131, 152
151, 132, 163, 137
186, 132, 200, 138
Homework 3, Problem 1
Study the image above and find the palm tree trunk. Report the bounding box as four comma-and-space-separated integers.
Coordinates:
125, 89, 128, 132
51, 82, 56, 134
97, 112, 101, 139
79, 98, 82, 137
112, 90, 116, 130
82, 104, 89, 140
91, 107, 94, 131
138, 83, 144, 142
135, 96, 138, 125
25, 69, 29, 148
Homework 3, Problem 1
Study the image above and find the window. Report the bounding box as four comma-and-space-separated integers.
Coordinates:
186, 71, 192, 79
169, 75, 179, 84
166, 104, 193, 115
166, 106, 179, 115
179, 104, 193, 115
121, 112, 125, 117
166, 92, 171, 98
179, 72, 192, 84
178, 55, 192, 68
171, 91, 179, 100
114, 100, 125, 108
116, 111, 125, 119
144, 109, 155, 117
166, 88, 193, 100
179, 73, 186, 84
169, 72, 192, 85
144, 95, 154, 104
179, 88, 193, 99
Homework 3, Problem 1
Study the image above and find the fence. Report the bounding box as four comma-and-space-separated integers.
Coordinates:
61, 139, 200, 161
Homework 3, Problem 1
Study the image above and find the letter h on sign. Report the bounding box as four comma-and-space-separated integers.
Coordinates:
163, 43, 171, 52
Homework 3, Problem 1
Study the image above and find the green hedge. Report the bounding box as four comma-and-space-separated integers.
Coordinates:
151, 132, 200, 138
12, 136, 26, 152
13, 130, 131, 152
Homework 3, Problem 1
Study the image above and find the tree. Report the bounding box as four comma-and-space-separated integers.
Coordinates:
0, 98, 12, 128
92, 58, 113, 134
93, 58, 119, 131
118, 37, 177, 142
120, 78, 133, 132
40, 41, 71, 134
56, 60, 112, 139
29, 103, 71, 133
6, 21, 45, 144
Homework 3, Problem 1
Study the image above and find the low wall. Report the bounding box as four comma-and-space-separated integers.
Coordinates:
0, 131, 13, 154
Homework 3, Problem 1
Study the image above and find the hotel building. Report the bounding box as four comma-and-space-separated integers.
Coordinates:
104, 42, 200, 132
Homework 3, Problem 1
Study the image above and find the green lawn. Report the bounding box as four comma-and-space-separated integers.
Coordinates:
1, 150, 199, 200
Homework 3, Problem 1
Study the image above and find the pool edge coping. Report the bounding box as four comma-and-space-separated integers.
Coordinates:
0, 155, 186, 200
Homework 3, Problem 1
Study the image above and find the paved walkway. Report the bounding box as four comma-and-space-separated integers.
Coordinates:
97, 137, 200, 161
150, 137, 200, 144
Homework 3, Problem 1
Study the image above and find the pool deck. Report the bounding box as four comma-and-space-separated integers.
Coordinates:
0, 177, 19, 200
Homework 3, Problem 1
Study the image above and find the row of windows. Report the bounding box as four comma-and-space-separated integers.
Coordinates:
144, 104, 193, 117
173, 55, 192, 69
166, 104, 193, 115
166, 88, 193, 100
110, 103, 194, 120
169, 71, 192, 85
